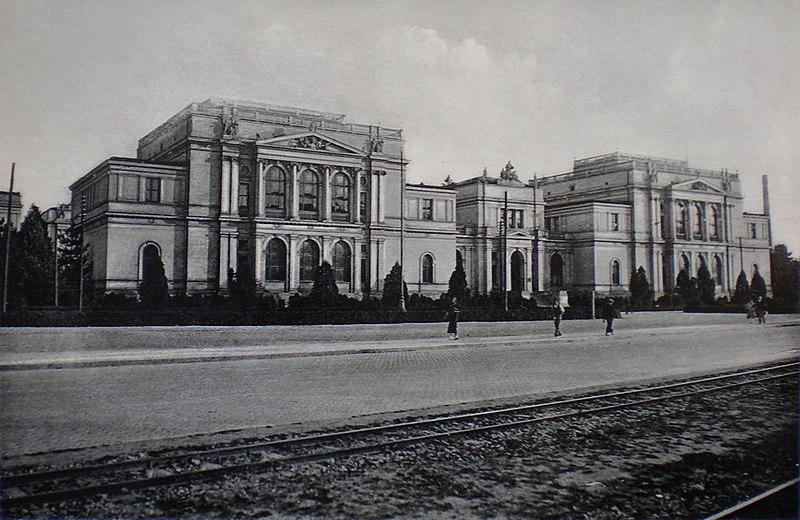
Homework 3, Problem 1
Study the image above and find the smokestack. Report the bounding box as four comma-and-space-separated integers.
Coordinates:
762, 175, 770, 216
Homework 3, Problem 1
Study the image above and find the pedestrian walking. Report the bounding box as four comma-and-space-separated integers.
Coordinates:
602, 298, 617, 336
755, 297, 767, 324
446, 297, 460, 340
553, 298, 564, 337
745, 300, 755, 323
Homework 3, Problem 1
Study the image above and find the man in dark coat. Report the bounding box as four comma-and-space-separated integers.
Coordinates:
447, 297, 460, 340
553, 298, 564, 337
602, 298, 617, 336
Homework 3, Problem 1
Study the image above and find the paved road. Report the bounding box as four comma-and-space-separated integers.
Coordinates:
1, 312, 797, 458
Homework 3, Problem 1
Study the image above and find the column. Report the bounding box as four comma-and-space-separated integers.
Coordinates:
377, 172, 385, 223
290, 164, 300, 219
219, 234, 230, 289
230, 160, 240, 216
353, 237, 363, 296
370, 172, 378, 225
288, 235, 300, 291
221, 159, 231, 214
254, 236, 265, 286
322, 167, 331, 221
258, 161, 266, 217
322, 236, 333, 263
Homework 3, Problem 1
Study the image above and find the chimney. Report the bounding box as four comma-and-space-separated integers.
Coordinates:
762, 175, 770, 216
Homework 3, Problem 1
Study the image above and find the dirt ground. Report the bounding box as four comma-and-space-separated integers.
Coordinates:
13, 371, 797, 519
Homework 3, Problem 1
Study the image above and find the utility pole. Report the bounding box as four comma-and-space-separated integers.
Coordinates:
398, 149, 406, 312
503, 191, 508, 312
79, 195, 86, 312
2, 163, 15, 321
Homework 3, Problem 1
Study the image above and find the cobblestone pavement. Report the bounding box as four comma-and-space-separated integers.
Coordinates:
1, 312, 797, 458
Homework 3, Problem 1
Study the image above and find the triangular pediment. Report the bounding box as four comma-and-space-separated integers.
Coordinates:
671, 179, 725, 194
256, 131, 366, 156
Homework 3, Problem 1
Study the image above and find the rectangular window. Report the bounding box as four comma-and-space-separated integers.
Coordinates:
422, 199, 433, 220
144, 177, 161, 203
516, 210, 524, 229
238, 182, 249, 215
611, 213, 620, 231
360, 192, 368, 221
749, 222, 757, 239
119, 175, 139, 201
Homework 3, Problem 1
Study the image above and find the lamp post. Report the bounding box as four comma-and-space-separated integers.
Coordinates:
2, 163, 15, 321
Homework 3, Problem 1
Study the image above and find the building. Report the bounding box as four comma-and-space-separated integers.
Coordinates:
68, 100, 771, 302
538, 152, 772, 298
70, 98, 455, 299
0, 191, 23, 228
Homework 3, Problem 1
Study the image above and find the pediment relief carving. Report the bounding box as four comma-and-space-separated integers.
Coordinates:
256, 131, 366, 156
671, 179, 725, 194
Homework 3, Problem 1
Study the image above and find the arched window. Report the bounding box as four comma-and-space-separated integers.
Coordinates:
693, 204, 703, 239
710, 206, 720, 240
697, 255, 707, 277
265, 238, 287, 282
299, 170, 319, 217
300, 239, 320, 281
456, 250, 464, 270
421, 254, 434, 284
681, 254, 690, 273
676, 202, 687, 238
611, 259, 621, 286
265, 166, 286, 215
713, 255, 723, 285
331, 172, 351, 221
333, 241, 351, 283
550, 253, 564, 288
141, 244, 162, 282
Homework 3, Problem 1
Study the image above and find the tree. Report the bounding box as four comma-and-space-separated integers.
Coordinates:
696, 262, 716, 305
770, 244, 799, 308
382, 262, 408, 309
57, 224, 91, 307
10, 206, 55, 307
675, 269, 698, 305
628, 266, 653, 308
750, 266, 767, 301
310, 261, 339, 307
447, 256, 468, 302
732, 270, 750, 304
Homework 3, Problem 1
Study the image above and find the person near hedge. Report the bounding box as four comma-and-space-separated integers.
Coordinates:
446, 297, 460, 340
552, 298, 564, 337
602, 298, 617, 336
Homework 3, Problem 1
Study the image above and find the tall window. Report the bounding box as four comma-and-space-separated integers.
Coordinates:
676, 203, 687, 238
610, 213, 620, 231
693, 204, 703, 239
710, 206, 720, 240
333, 241, 351, 283
550, 253, 564, 288
266, 166, 286, 215
331, 172, 351, 221
300, 240, 319, 281
659, 202, 666, 238
238, 182, 249, 216
145, 177, 160, 202
299, 170, 319, 217
421, 254, 434, 283
713, 255, 723, 285
749, 222, 757, 239
422, 199, 433, 220
141, 244, 161, 282
265, 238, 287, 282
611, 260, 621, 285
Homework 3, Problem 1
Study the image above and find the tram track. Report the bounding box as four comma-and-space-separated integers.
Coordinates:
2, 360, 797, 513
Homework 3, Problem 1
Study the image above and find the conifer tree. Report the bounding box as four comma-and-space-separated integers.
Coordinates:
11, 206, 55, 307
732, 270, 750, 304
628, 266, 653, 308
750, 266, 767, 300
310, 261, 339, 307
696, 262, 716, 305
57, 224, 91, 307
382, 262, 408, 308
447, 256, 468, 302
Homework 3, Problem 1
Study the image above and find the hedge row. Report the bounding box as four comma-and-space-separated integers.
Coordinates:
2, 306, 593, 327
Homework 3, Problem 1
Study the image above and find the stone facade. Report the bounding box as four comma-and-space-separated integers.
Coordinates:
68, 101, 771, 302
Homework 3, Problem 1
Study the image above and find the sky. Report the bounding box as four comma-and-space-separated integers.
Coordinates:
1, 0, 798, 253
